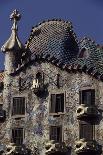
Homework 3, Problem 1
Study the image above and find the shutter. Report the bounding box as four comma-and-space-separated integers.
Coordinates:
82, 90, 87, 105
79, 122, 94, 140
55, 94, 64, 112
79, 91, 82, 105
12, 97, 25, 115
91, 89, 95, 105
50, 126, 62, 142
21, 98, 25, 114
19, 77, 22, 90
57, 74, 60, 88
56, 94, 60, 112
12, 98, 17, 115
50, 127, 55, 140
50, 94, 56, 113
12, 128, 23, 145
12, 129, 14, 143
61, 94, 64, 112
86, 90, 92, 105
59, 126, 62, 142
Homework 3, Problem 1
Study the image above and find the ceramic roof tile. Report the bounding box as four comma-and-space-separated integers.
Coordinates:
13, 20, 103, 81
26, 19, 79, 65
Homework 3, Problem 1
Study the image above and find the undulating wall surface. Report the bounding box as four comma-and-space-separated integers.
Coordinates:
1, 62, 103, 155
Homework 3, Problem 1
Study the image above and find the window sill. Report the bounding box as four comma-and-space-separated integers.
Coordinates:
11, 115, 25, 119
49, 112, 65, 116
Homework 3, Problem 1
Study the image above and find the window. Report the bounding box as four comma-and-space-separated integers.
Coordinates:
50, 126, 62, 142
36, 72, 43, 84
79, 121, 94, 140
0, 104, 3, 110
19, 77, 22, 90
50, 93, 64, 113
12, 128, 24, 145
0, 82, 4, 93
79, 89, 95, 105
12, 97, 25, 116
57, 74, 60, 88
79, 48, 89, 58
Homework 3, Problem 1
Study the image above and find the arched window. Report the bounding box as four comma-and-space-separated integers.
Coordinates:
79, 48, 89, 58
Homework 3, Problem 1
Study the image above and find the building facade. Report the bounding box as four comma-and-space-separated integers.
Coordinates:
0, 10, 103, 155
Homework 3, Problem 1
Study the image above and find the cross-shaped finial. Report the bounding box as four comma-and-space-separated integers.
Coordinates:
10, 9, 21, 21
10, 9, 21, 31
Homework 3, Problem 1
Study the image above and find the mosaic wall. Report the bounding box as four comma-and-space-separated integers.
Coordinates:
1, 62, 103, 155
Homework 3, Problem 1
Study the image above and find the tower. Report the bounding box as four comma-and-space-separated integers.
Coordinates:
1, 9, 24, 74
0, 10, 25, 145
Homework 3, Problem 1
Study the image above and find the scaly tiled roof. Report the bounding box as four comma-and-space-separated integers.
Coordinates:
0, 71, 4, 82
12, 20, 103, 82
68, 37, 103, 81
25, 19, 79, 65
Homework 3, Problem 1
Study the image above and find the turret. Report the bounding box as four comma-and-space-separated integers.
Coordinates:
0, 10, 24, 117
1, 9, 24, 74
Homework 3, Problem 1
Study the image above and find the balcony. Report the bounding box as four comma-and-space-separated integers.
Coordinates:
31, 79, 44, 95
45, 140, 68, 155
5, 143, 31, 155
75, 139, 101, 154
76, 104, 100, 120
0, 109, 6, 122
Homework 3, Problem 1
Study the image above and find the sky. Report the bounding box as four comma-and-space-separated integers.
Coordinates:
0, 0, 103, 70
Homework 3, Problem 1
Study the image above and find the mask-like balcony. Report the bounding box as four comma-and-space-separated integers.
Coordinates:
75, 139, 101, 155
45, 140, 68, 155
31, 79, 44, 95
5, 143, 31, 155
0, 109, 6, 122
76, 104, 100, 120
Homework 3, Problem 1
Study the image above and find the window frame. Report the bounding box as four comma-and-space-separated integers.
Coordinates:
11, 95, 26, 118
79, 121, 95, 141
79, 89, 95, 106
49, 91, 66, 115
11, 128, 25, 145
49, 126, 62, 142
